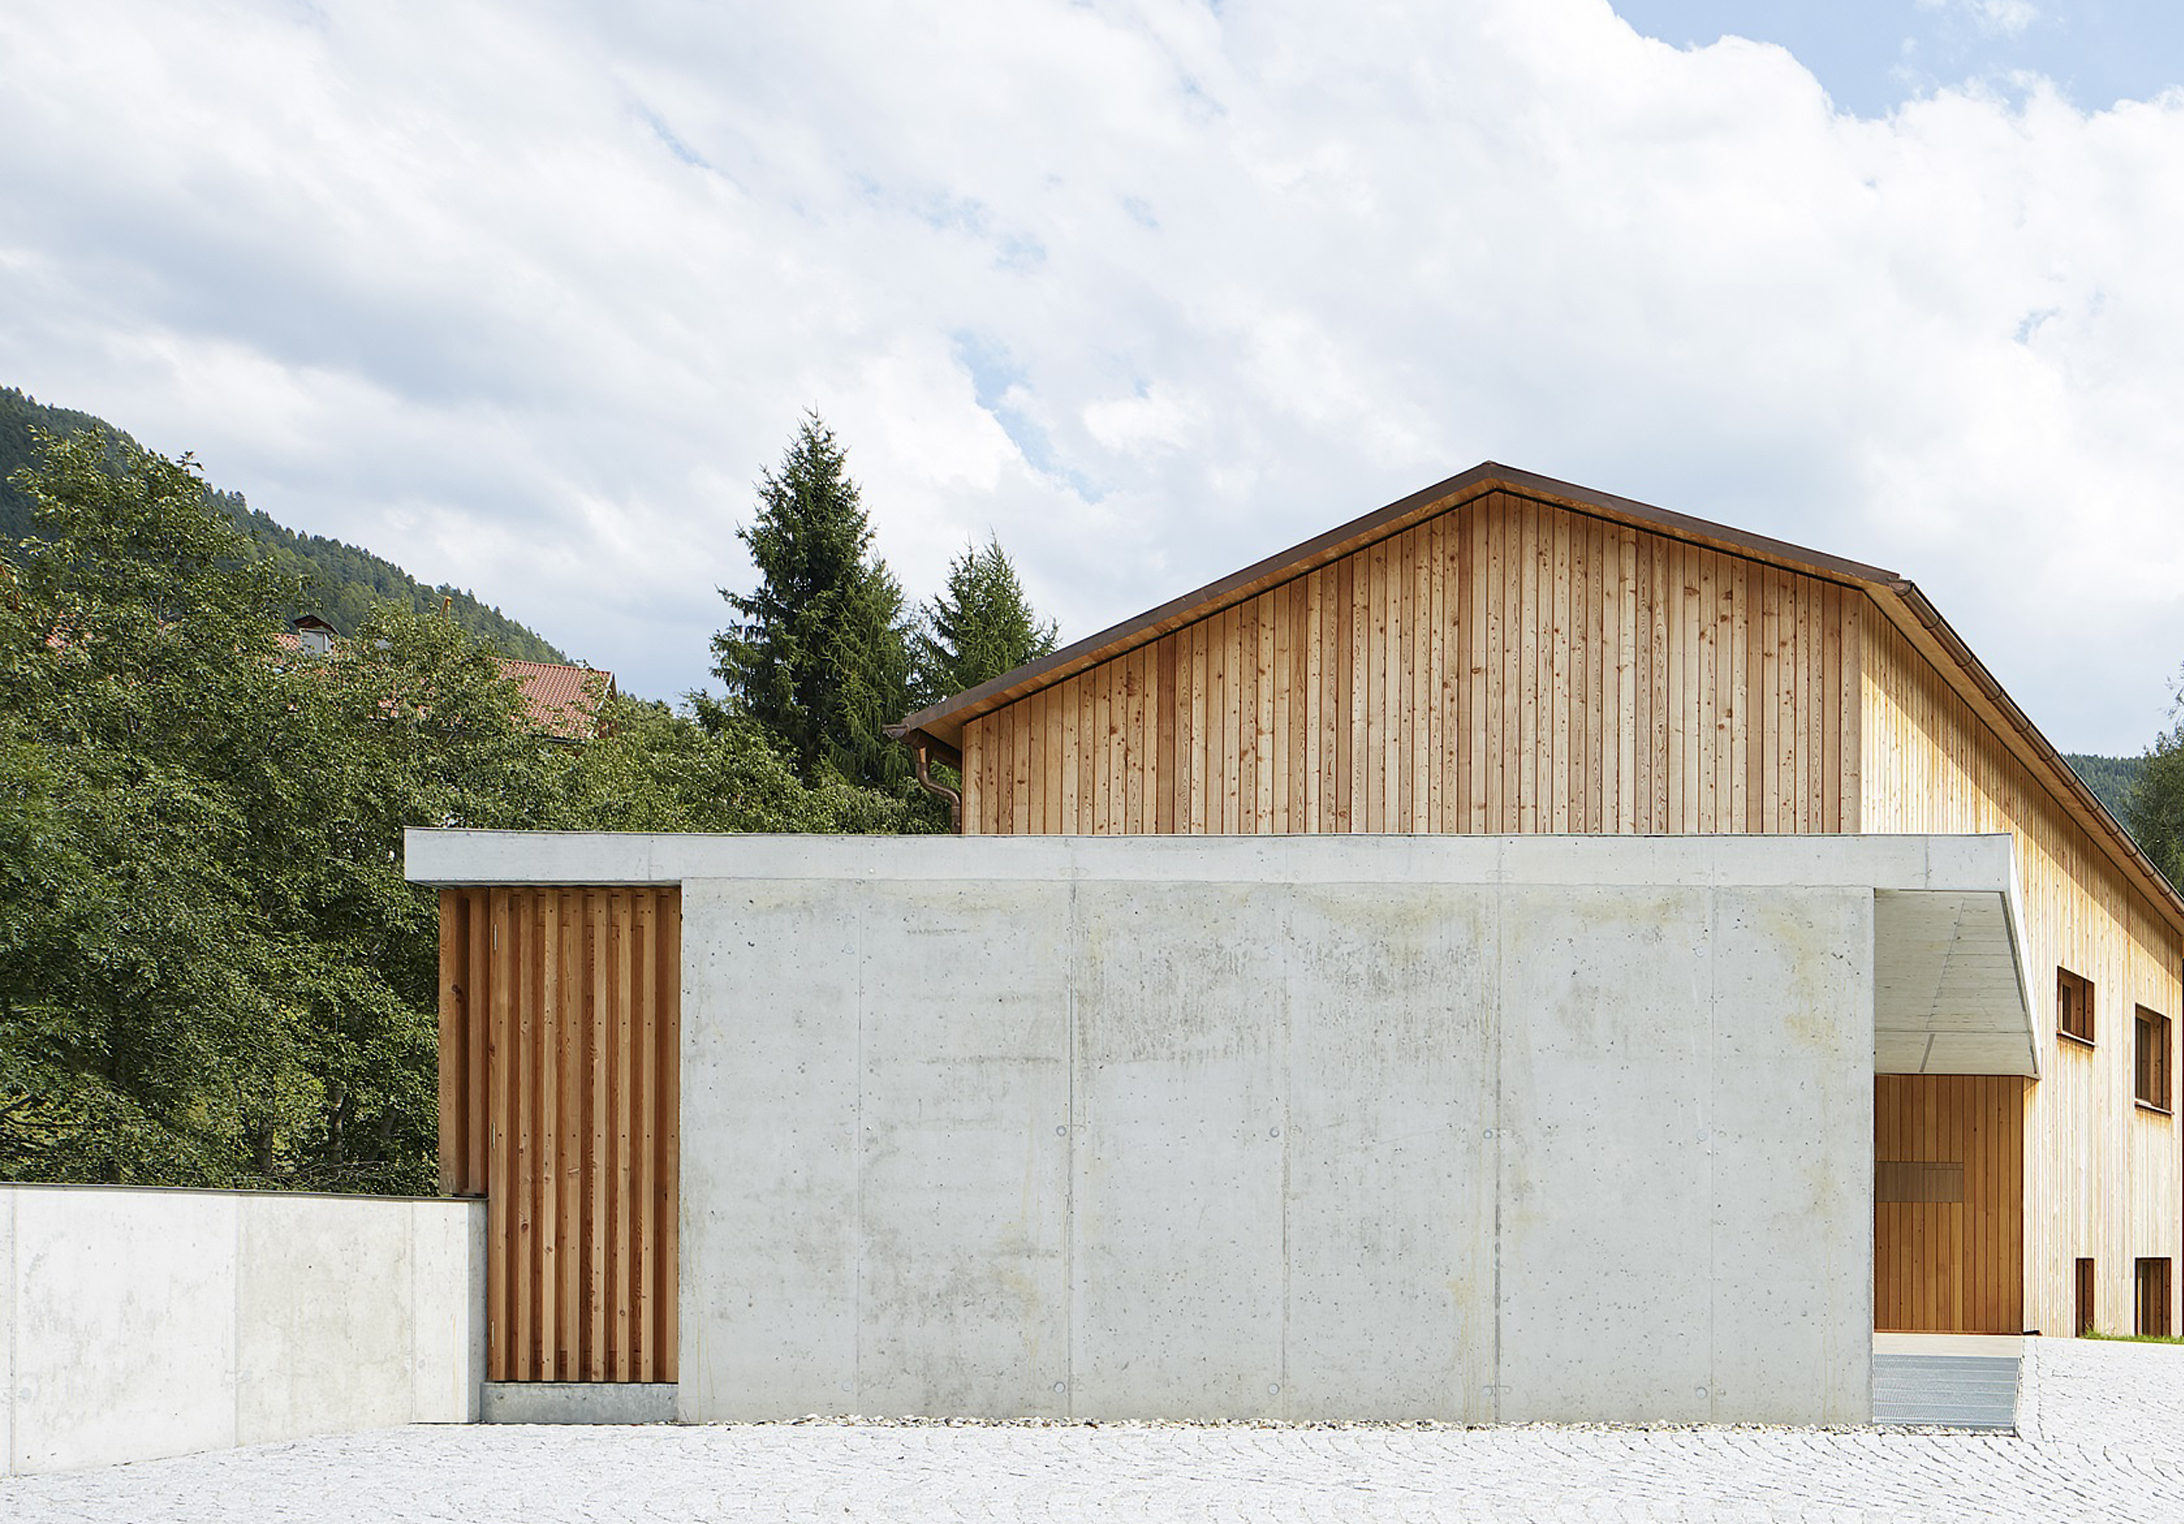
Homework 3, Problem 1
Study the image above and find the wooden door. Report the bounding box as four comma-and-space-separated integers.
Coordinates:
438, 886, 681, 1382
1873, 1075, 2025, 1333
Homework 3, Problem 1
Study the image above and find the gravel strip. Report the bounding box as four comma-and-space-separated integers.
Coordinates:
8, 1338, 2183, 1522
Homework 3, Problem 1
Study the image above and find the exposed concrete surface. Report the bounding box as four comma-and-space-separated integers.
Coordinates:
1872, 887, 2039, 1075
6, 1337, 2182, 1523
0, 1186, 484, 1476
0, 1188, 15, 1473
482, 1384, 678, 1424
408, 829, 2039, 1076
673, 842, 1880, 1426
408, 826, 2019, 893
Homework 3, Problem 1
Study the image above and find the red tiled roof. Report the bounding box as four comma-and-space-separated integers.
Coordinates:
273, 630, 614, 741
499, 658, 615, 742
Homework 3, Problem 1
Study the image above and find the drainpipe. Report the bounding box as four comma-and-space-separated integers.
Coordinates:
909, 733, 963, 833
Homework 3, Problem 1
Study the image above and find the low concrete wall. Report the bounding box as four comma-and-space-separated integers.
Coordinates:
655, 834, 1884, 1426
0, 1185, 484, 1475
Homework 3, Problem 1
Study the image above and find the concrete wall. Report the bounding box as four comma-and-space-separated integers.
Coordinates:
659, 835, 1883, 1426
0, 1186, 485, 1475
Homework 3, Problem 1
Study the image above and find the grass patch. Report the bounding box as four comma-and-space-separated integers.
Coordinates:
2082, 1329, 2184, 1345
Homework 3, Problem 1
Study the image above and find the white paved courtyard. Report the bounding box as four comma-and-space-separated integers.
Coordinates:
9, 1337, 2184, 1522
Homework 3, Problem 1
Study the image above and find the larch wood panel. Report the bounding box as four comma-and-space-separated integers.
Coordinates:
958, 491, 1850, 843
437, 886, 681, 1383
1874, 1075, 2025, 1333
1862, 611, 2182, 1339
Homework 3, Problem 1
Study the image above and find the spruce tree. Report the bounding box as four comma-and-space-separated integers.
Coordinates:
2130, 719, 2184, 893
913, 536, 1060, 706
711, 415, 912, 787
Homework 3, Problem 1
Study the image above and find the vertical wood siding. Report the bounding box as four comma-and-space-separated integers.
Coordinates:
1874, 1075, 2026, 1333
958, 491, 1862, 837
438, 886, 681, 1383
1861, 614, 2182, 1337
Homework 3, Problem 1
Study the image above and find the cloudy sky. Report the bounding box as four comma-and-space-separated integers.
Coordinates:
4, 1, 2184, 752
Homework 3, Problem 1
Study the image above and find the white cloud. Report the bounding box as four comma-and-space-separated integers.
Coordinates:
2, 0, 2182, 748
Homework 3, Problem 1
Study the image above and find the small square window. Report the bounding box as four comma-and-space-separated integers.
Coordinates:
2138, 1258, 2172, 1338
2059, 967, 2096, 1046
2137, 1007, 2172, 1113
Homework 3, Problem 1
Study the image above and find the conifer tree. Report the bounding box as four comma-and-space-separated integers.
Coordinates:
711, 415, 912, 787
2130, 710, 2184, 893
913, 535, 1060, 706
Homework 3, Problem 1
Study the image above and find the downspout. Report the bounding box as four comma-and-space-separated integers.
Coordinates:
909, 732, 964, 833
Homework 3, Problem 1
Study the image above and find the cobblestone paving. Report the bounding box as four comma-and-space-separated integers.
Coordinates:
10, 1338, 2184, 1522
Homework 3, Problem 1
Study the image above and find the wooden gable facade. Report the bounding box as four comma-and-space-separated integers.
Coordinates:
947, 489, 1861, 839
896, 463, 2184, 1340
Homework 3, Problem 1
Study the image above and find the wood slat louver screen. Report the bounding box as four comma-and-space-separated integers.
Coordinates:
439, 886, 680, 1382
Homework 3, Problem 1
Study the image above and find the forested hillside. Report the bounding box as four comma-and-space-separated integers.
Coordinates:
1, 386, 568, 663
2063, 753, 2144, 825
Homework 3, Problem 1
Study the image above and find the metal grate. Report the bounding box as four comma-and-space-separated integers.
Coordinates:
1876, 1161, 1965, 1204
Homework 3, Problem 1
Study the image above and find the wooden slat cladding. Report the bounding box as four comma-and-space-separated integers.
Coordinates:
438, 886, 681, 1383
1860, 614, 2184, 1340
1874, 1075, 2026, 1334
958, 491, 1861, 837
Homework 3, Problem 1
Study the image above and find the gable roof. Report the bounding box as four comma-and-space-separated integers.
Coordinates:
892, 461, 2184, 928
497, 657, 616, 742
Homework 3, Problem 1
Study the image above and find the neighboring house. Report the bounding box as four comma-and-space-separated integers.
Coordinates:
279, 619, 615, 742
494, 656, 617, 743
405, 462, 2170, 1428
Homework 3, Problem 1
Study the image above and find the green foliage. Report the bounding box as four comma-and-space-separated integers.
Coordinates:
2063, 753, 2145, 826
2082, 1328, 2184, 1345
0, 385, 568, 663
2129, 723, 2184, 892
574, 692, 934, 835
0, 426, 927, 1192
711, 414, 914, 790
912, 535, 1060, 707
0, 389, 126, 540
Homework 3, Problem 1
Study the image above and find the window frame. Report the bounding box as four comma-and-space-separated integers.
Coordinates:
2058, 966, 2096, 1047
2136, 1005, 2173, 1115
2138, 1258, 2173, 1339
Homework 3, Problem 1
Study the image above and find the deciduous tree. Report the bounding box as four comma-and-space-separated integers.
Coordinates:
0, 426, 930, 1191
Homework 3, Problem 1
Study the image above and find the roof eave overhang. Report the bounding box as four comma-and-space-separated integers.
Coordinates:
1863, 578, 2184, 927
896, 462, 1900, 750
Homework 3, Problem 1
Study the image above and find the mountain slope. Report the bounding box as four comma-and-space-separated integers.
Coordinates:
2063, 752, 2145, 828
1, 386, 569, 664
